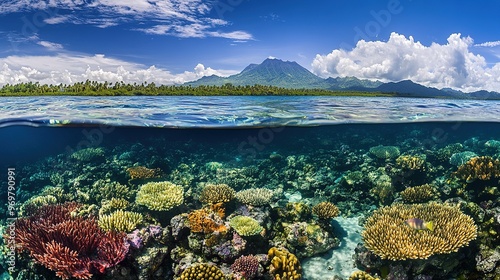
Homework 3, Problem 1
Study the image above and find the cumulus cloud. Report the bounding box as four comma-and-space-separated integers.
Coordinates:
1, 0, 253, 40
312, 32, 500, 92
0, 54, 236, 86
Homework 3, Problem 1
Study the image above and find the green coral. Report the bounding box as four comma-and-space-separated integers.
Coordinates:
136, 181, 184, 211
98, 209, 143, 232
236, 188, 274, 206
369, 145, 400, 159
229, 215, 264, 236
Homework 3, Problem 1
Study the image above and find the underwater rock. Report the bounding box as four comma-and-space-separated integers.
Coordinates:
133, 246, 170, 280
449, 151, 477, 166
475, 245, 500, 278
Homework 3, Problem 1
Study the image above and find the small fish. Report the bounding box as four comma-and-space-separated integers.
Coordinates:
405, 218, 434, 231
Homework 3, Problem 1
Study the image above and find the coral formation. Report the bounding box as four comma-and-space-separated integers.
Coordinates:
236, 188, 274, 206
136, 181, 184, 211
14, 202, 129, 279
349, 270, 380, 280
281, 221, 339, 258
400, 184, 438, 203
199, 183, 236, 205
453, 156, 500, 182
362, 203, 477, 260
267, 247, 302, 280
98, 209, 144, 232
312, 201, 340, 220
396, 154, 426, 170
126, 165, 163, 180
231, 254, 260, 279
187, 208, 227, 234
449, 151, 477, 166
369, 145, 400, 159
70, 147, 105, 162
179, 263, 225, 280
229, 216, 264, 236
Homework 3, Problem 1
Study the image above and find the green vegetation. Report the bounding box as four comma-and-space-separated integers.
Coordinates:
0, 81, 397, 97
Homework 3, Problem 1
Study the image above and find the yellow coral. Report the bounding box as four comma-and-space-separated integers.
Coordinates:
236, 188, 274, 206
349, 270, 380, 280
136, 181, 184, 211
453, 156, 500, 182
229, 216, 263, 236
267, 247, 302, 280
126, 166, 163, 180
199, 184, 235, 205
400, 184, 438, 203
396, 155, 426, 170
187, 208, 227, 234
98, 209, 143, 232
312, 202, 340, 219
362, 203, 477, 260
179, 263, 225, 280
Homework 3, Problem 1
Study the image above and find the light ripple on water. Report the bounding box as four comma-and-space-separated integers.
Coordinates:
1, 96, 500, 128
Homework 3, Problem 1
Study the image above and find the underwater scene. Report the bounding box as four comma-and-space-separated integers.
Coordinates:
1, 97, 500, 280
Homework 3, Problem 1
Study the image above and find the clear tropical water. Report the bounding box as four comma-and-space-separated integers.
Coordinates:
1, 96, 499, 280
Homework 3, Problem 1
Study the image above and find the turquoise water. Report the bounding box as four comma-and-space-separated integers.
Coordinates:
1, 96, 499, 280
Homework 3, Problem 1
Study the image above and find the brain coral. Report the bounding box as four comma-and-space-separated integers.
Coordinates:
199, 183, 235, 205
362, 203, 477, 260
136, 181, 184, 211
236, 188, 274, 206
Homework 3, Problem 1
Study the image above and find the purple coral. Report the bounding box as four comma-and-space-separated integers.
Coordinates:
231, 255, 259, 279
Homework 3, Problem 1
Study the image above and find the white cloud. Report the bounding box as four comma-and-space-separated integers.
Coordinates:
0, 54, 237, 86
312, 32, 500, 92
37, 41, 63, 50
474, 40, 500, 47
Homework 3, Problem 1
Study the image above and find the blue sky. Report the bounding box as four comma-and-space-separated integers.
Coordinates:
1, 0, 500, 92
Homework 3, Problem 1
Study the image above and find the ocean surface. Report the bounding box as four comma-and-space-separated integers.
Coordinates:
1, 96, 499, 280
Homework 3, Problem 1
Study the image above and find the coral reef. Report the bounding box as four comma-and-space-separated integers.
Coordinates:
70, 147, 105, 162
199, 183, 236, 205
400, 184, 438, 203
229, 216, 264, 236
179, 263, 225, 280
453, 156, 500, 182
396, 154, 426, 170
231, 254, 260, 279
14, 202, 129, 279
369, 145, 400, 159
126, 165, 163, 180
312, 201, 340, 220
362, 203, 477, 260
136, 181, 184, 211
267, 247, 302, 280
98, 209, 144, 232
236, 188, 274, 206
187, 208, 227, 234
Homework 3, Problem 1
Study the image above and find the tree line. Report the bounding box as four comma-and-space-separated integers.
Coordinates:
0, 80, 395, 97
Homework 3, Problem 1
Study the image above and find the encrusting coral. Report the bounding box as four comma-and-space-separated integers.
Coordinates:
136, 181, 184, 211
187, 207, 227, 234
14, 202, 129, 280
199, 183, 236, 205
179, 263, 225, 280
362, 202, 477, 260
452, 156, 500, 182
236, 188, 274, 206
400, 184, 438, 203
229, 216, 264, 236
267, 247, 302, 280
312, 201, 340, 220
98, 209, 144, 232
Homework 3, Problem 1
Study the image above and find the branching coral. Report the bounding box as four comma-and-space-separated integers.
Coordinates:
187, 208, 227, 234
179, 263, 225, 280
362, 203, 477, 260
136, 181, 184, 211
267, 247, 302, 280
400, 184, 438, 203
14, 202, 129, 280
98, 210, 143, 232
452, 156, 500, 182
349, 270, 380, 280
199, 183, 235, 205
236, 188, 274, 206
396, 155, 426, 170
312, 202, 340, 220
229, 216, 263, 236
126, 166, 163, 180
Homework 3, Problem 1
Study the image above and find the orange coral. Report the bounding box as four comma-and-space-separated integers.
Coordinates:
453, 156, 500, 182
187, 208, 227, 234
126, 166, 163, 180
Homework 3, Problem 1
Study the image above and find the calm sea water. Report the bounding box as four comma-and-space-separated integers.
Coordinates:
1, 96, 499, 280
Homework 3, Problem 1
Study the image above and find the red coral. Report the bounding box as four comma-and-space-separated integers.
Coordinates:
14, 202, 129, 280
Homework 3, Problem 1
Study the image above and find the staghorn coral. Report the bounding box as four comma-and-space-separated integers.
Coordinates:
312, 202, 340, 220
14, 202, 129, 280
199, 183, 236, 205
453, 156, 500, 182
369, 145, 400, 159
396, 154, 426, 170
231, 254, 260, 279
126, 166, 163, 180
349, 270, 380, 280
98, 209, 144, 232
187, 208, 227, 234
229, 216, 264, 236
400, 184, 438, 203
99, 197, 130, 215
179, 263, 225, 280
236, 188, 274, 206
362, 202, 477, 261
267, 247, 302, 280
136, 181, 184, 211
93, 180, 132, 201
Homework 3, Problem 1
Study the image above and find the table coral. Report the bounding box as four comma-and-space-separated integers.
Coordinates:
236, 188, 274, 206
136, 181, 184, 211
362, 202, 477, 260
369, 145, 400, 159
126, 166, 163, 180
453, 156, 500, 182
